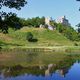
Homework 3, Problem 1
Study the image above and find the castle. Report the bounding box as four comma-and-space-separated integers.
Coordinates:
40, 16, 71, 30
40, 17, 54, 30
56, 16, 71, 26
45, 16, 71, 26
45, 17, 54, 30
45, 17, 52, 26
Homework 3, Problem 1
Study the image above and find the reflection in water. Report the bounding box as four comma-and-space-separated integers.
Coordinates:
0, 61, 80, 80
0, 51, 80, 80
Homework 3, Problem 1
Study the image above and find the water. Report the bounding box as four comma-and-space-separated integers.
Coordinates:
0, 62, 80, 80
0, 50, 80, 80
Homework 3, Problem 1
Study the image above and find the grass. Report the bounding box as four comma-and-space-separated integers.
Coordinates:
0, 27, 80, 49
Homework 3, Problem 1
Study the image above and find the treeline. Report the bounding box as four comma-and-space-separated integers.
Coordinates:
50, 21, 80, 41
19, 17, 45, 27
56, 23, 80, 41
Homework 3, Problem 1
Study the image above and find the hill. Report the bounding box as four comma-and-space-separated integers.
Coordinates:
0, 27, 76, 49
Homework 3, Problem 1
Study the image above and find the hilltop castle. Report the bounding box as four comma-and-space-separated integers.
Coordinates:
56, 16, 71, 26
40, 16, 71, 30
45, 16, 71, 26
40, 17, 54, 30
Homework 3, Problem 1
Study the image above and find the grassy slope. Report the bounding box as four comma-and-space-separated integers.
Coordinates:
0, 27, 75, 48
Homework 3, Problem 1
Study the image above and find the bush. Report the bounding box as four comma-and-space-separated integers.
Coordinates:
74, 43, 78, 46
26, 32, 33, 41
26, 32, 38, 42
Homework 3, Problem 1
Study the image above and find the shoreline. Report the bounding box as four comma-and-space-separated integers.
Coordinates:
0, 46, 80, 53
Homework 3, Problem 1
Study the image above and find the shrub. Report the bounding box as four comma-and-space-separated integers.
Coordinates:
74, 43, 78, 46
26, 32, 33, 41
26, 32, 38, 42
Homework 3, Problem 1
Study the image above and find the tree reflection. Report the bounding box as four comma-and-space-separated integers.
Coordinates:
0, 54, 78, 78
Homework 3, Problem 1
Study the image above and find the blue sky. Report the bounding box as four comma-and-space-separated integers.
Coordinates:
1, 0, 80, 28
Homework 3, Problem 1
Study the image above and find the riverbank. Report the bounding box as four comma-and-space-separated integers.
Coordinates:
0, 46, 80, 53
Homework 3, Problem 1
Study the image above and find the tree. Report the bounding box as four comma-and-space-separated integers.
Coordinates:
76, 0, 80, 10
76, 0, 80, 1
0, 0, 27, 33
56, 23, 79, 41
76, 23, 80, 33
5, 12, 22, 30
19, 17, 45, 27
0, 0, 27, 10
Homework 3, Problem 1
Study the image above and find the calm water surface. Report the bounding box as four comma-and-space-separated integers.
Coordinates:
0, 50, 80, 80
0, 62, 79, 80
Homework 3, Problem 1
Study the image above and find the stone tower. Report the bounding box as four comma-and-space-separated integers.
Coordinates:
45, 17, 51, 26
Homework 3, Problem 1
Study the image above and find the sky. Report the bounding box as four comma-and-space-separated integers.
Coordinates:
1, 0, 80, 29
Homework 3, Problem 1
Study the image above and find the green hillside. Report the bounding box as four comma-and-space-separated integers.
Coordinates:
0, 27, 75, 49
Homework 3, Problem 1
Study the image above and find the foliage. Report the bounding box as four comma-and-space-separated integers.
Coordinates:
20, 17, 45, 27
76, 23, 80, 33
0, 12, 22, 33
0, 0, 27, 33
6, 13, 22, 30
26, 32, 38, 42
78, 33, 80, 40
74, 43, 78, 46
26, 32, 33, 41
56, 23, 79, 41
0, 0, 27, 10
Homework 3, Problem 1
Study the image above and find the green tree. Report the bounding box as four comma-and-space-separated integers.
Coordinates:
0, 0, 27, 10
20, 17, 45, 27
76, 23, 80, 33
56, 23, 79, 41
0, 0, 27, 33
